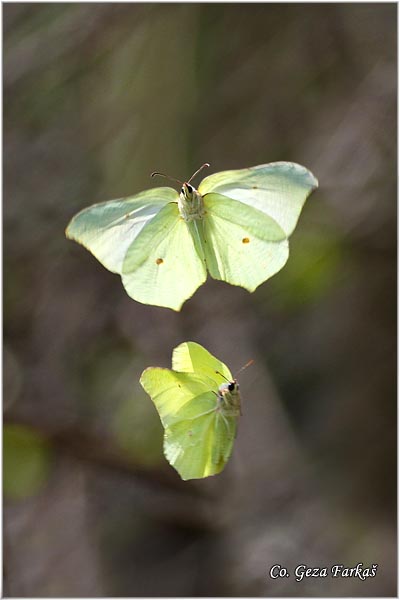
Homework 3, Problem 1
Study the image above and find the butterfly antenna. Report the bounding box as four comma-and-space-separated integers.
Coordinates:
150, 171, 183, 185
187, 163, 210, 184
235, 359, 254, 378
215, 369, 230, 382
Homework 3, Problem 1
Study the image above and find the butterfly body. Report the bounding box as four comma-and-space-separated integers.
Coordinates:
217, 380, 241, 417
66, 162, 318, 310
178, 183, 205, 221
140, 341, 242, 480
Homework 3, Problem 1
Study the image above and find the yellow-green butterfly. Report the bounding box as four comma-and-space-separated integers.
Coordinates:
66, 162, 318, 311
140, 341, 251, 480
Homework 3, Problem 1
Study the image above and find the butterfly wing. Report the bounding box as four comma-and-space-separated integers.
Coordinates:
65, 187, 178, 272
199, 193, 289, 291
210, 411, 237, 474
172, 341, 232, 384
164, 407, 237, 480
121, 202, 206, 310
140, 367, 217, 425
140, 366, 235, 479
198, 162, 318, 237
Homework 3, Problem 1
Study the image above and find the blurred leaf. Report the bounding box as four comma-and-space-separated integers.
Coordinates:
4, 424, 52, 500
112, 385, 164, 468
265, 229, 344, 310
74, 334, 135, 419
75, 334, 164, 466
4, 347, 23, 410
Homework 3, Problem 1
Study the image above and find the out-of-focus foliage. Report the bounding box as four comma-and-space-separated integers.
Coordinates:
112, 385, 164, 468
4, 424, 52, 499
267, 230, 344, 310
4, 3, 396, 597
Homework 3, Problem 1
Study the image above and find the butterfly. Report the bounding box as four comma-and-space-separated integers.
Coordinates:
140, 341, 251, 480
66, 162, 318, 310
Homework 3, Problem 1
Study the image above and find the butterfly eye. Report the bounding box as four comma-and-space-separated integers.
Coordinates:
228, 382, 235, 392
181, 187, 185, 194
186, 184, 193, 193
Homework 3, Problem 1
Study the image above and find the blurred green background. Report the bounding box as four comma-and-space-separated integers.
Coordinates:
4, 3, 396, 597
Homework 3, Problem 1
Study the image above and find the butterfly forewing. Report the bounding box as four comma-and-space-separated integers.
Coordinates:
140, 368, 216, 427
66, 187, 177, 273
172, 341, 232, 384
198, 162, 318, 237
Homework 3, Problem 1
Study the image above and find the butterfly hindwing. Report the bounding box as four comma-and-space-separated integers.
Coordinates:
122, 202, 207, 310
164, 409, 237, 481
211, 411, 237, 471
163, 393, 218, 480
200, 193, 289, 291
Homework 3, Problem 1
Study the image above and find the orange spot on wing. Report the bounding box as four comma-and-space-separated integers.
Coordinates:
242, 237, 250, 244
156, 258, 163, 265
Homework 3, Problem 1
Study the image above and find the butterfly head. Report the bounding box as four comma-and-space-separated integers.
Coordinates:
180, 182, 196, 200
151, 164, 210, 221
219, 379, 239, 394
